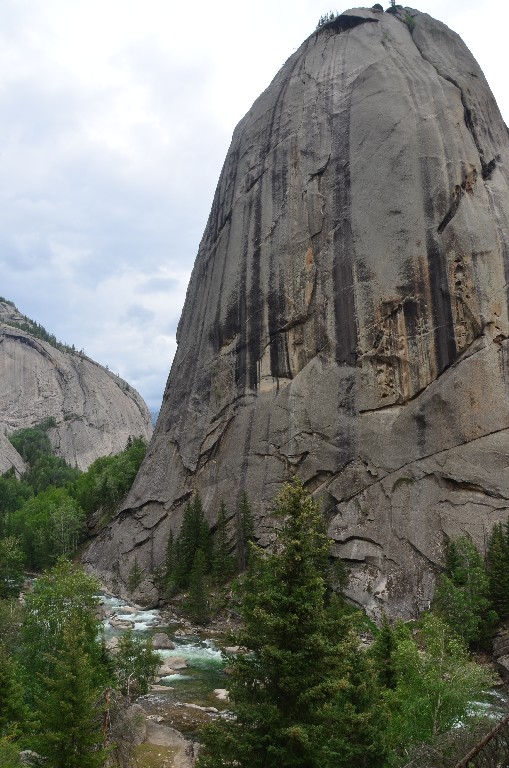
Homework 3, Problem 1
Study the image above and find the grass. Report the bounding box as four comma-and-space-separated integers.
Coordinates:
132, 742, 180, 768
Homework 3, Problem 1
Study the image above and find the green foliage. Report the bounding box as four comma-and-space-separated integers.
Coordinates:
316, 10, 338, 28
0, 738, 21, 767
6, 487, 85, 570
184, 549, 210, 625
21, 559, 107, 703
70, 437, 146, 520
212, 501, 235, 583
486, 521, 509, 620
0, 643, 25, 738
9, 424, 52, 465
0, 599, 24, 652
24, 452, 81, 495
236, 491, 255, 572
34, 618, 108, 768
0, 470, 33, 525
371, 614, 398, 690
433, 536, 496, 647
127, 557, 144, 593
382, 614, 492, 762
171, 495, 211, 590
114, 629, 161, 700
0, 536, 25, 599
6, 420, 79, 497
197, 478, 388, 768
404, 11, 416, 31
2, 311, 74, 354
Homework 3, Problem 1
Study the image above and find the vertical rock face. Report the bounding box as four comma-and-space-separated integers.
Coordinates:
85, 7, 509, 618
0, 302, 153, 471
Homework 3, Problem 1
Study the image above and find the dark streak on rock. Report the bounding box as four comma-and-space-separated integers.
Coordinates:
317, 15, 378, 36
330, 50, 357, 366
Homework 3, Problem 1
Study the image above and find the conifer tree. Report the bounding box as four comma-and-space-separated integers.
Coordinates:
185, 549, 210, 625
34, 619, 107, 768
236, 491, 255, 572
433, 536, 495, 646
173, 495, 211, 589
371, 614, 398, 690
127, 556, 144, 593
486, 521, 509, 620
0, 644, 25, 738
164, 529, 177, 594
197, 479, 387, 768
212, 501, 235, 583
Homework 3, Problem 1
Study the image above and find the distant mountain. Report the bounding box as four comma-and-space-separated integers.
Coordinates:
0, 299, 153, 473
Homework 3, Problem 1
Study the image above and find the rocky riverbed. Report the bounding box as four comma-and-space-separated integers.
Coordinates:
99, 594, 234, 763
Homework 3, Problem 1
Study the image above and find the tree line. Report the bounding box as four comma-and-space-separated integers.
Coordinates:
159, 491, 255, 624
0, 422, 147, 576
0, 558, 161, 768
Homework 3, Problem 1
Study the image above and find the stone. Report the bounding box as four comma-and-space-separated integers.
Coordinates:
0, 300, 152, 472
496, 654, 509, 681
158, 656, 187, 676
493, 630, 509, 659
152, 632, 176, 649
109, 617, 134, 630
105, 636, 120, 652
169, 656, 188, 670
213, 688, 230, 701
131, 579, 159, 609
84, 8, 509, 621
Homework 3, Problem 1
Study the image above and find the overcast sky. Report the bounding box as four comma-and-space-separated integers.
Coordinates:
1, 0, 507, 412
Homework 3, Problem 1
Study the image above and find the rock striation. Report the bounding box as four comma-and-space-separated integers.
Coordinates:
85, 7, 509, 618
0, 300, 152, 471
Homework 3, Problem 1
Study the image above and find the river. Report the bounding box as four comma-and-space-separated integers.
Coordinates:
100, 594, 231, 737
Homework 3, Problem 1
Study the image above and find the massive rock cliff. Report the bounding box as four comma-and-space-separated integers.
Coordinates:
85, 7, 509, 618
0, 300, 153, 472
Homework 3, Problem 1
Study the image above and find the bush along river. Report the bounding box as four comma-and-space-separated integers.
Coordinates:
100, 594, 234, 738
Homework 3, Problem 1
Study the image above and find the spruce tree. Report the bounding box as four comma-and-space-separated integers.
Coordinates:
212, 501, 235, 583
173, 495, 211, 589
185, 549, 210, 625
433, 536, 495, 646
34, 619, 107, 768
236, 491, 255, 572
197, 479, 387, 768
0, 644, 25, 738
371, 614, 398, 690
127, 556, 144, 593
487, 521, 509, 620
164, 529, 177, 594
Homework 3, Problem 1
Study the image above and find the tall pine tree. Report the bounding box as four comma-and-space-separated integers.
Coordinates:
197, 479, 387, 768
487, 521, 509, 620
34, 619, 107, 768
173, 495, 211, 589
212, 501, 235, 583
433, 536, 496, 646
236, 491, 255, 572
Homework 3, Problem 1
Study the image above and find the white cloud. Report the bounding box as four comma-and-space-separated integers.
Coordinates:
0, 0, 507, 413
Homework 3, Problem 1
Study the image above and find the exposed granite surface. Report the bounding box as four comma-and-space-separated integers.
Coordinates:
85, 8, 509, 618
0, 302, 152, 471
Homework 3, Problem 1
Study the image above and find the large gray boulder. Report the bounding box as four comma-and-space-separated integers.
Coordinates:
84, 7, 509, 619
0, 300, 152, 471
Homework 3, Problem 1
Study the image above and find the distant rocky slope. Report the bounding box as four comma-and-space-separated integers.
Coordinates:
85, 6, 509, 618
0, 299, 152, 472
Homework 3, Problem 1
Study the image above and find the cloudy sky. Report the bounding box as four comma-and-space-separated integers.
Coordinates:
1, 0, 507, 413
